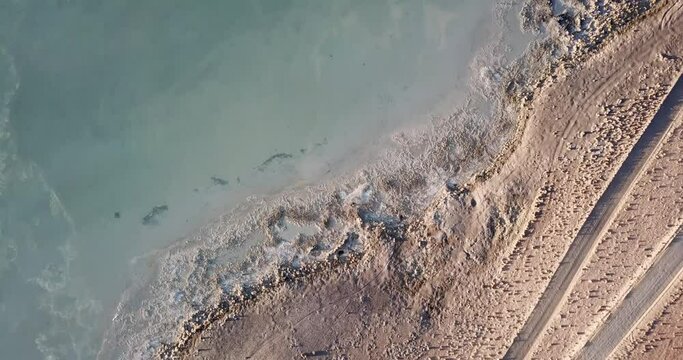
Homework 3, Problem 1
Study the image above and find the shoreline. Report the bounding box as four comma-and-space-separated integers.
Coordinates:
100, 1, 674, 359
98, 2, 528, 357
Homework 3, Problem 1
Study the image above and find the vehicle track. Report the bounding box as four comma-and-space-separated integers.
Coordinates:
550, 1, 683, 163
578, 226, 683, 360
504, 74, 683, 360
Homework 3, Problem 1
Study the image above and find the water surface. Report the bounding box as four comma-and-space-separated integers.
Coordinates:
0, 1, 518, 358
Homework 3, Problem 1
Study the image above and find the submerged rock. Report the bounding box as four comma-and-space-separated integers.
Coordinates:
142, 205, 169, 225
257, 152, 293, 171
210, 176, 229, 186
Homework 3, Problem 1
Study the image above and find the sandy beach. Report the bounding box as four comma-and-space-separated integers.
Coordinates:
5, 1, 683, 359
155, 1, 683, 359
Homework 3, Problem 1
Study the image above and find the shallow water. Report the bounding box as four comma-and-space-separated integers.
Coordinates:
0, 1, 526, 359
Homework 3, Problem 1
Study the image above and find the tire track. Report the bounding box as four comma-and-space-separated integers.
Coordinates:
578, 226, 683, 360
660, 1, 683, 31
551, 1, 683, 163
503, 74, 683, 360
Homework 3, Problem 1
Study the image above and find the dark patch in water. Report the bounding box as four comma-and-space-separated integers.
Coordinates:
211, 176, 229, 186
257, 152, 293, 171
142, 205, 169, 225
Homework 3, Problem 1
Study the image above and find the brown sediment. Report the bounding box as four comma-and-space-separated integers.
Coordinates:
153, 1, 683, 359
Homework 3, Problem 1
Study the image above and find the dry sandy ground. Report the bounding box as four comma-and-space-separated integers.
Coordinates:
615, 268, 683, 359
579, 227, 683, 360
180, 2, 683, 359
518, 60, 683, 360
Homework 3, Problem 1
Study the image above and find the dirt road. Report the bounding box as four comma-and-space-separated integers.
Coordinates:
504, 74, 683, 360
578, 227, 683, 360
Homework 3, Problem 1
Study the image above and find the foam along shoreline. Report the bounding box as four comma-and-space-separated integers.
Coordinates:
97, 2, 532, 358
100, 1, 670, 359
186, 2, 682, 358
2, 1, 516, 359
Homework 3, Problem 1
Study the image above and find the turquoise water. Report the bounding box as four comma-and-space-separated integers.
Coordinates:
0, 1, 519, 359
